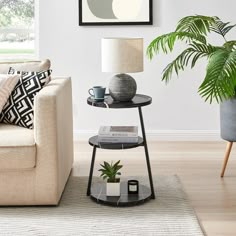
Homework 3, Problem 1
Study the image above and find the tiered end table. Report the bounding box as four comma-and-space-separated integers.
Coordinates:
87, 94, 155, 206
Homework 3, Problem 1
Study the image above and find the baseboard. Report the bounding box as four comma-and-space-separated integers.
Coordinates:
74, 130, 221, 141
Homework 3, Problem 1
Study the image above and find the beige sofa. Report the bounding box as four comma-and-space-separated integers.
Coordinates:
0, 60, 74, 205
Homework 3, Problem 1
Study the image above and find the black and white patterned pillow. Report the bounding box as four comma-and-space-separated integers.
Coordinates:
0, 68, 52, 129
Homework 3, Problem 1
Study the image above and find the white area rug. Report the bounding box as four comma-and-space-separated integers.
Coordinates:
0, 176, 204, 236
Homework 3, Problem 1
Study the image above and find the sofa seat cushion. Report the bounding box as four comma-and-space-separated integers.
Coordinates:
0, 124, 36, 170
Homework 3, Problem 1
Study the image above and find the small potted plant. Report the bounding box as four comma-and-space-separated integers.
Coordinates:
98, 160, 123, 196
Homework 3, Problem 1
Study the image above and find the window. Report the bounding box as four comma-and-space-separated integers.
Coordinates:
0, 0, 35, 59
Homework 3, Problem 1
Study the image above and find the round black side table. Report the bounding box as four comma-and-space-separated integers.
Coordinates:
87, 94, 155, 206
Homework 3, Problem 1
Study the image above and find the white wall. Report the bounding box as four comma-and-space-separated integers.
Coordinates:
38, 0, 236, 141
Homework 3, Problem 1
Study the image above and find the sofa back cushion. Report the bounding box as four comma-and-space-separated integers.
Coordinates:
0, 59, 51, 74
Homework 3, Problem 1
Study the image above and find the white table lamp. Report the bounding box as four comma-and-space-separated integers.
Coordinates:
102, 38, 143, 102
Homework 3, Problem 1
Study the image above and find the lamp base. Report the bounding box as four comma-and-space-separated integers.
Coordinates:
109, 73, 137, 102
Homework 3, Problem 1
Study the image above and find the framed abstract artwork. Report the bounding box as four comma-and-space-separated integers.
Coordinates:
79, 0, 153, 26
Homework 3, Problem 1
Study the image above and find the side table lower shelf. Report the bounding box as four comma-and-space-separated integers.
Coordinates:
90, 182, 152, 207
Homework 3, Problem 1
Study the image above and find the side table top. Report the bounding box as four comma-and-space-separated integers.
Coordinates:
87, 94, 152, 109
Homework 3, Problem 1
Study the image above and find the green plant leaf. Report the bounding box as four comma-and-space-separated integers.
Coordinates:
198, 49, 236, 103
189, 42, 218, 68
115, 165, 123, 171
161, 43, 217, 83
210, 19, 236, 39
113, 160, 120, 169
146, 31, 207, 59
175, 15, 217, 35
99, 164, 106, 170
103, 161, 110, 169
161, 48, 192, 83
98, 160, 123, 182
223, 41, 236, 51
103, 161, 113, 173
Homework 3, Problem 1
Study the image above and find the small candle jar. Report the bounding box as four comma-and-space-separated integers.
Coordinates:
128, 180, 139, 194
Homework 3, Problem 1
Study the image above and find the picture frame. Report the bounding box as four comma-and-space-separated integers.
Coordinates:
78, 0, 153, 26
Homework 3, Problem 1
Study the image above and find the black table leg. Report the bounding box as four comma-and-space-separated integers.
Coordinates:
87, 146, 97, 196
138, 107, 155, 199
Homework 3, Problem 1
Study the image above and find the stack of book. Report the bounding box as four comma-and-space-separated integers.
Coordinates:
98, 126, 138, 143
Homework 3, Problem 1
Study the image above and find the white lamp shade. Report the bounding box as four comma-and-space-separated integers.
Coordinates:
102, 38, 143, 73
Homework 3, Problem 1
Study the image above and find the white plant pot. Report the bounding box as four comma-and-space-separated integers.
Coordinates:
106, 182, 120, 196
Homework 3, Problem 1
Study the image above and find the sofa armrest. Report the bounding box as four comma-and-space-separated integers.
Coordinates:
33, 77, 74, 204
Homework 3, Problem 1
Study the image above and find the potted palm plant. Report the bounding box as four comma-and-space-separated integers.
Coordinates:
98, 160, 123, 196
147, 15, 236, 177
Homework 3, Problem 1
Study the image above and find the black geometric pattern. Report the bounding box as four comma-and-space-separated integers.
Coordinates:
0, 68, 52, 129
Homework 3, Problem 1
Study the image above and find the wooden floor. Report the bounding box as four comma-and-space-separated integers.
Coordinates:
73, 141, 236, 236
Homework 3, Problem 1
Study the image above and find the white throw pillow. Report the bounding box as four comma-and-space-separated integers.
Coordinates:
0, 74, 20, 113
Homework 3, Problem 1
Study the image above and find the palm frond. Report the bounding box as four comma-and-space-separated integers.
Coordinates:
162, 48, 194, 83
223, 41, 236, 51
210, 19, 236, 38
175, 15, 217, 35
147, 31, 206, 59
162, 43, 217, 83
147, 14, 236, 103
189, 42, 219, 67
199, 50, 236, 103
